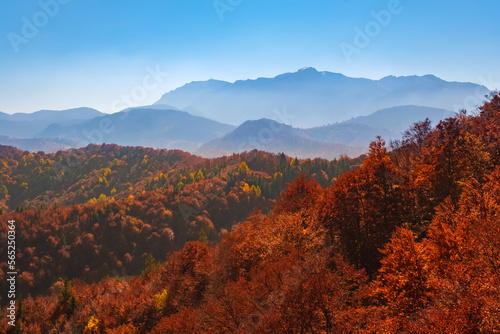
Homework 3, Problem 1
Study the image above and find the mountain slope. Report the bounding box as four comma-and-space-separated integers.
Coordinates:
306, 105, 455, 147
37, 107, 236, 152
0, 136, 77, 153
155, 67, 489, 127
0, 107, 104, 138
197, 105, 455, 158
197, 118, 366, 159
343, 105, 455, 130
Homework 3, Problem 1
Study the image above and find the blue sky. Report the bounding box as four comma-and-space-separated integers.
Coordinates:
0, 0, 499, 114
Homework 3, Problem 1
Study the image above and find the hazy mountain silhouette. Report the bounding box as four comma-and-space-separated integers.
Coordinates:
37, 107, 236, 152
0, 136, 77, 153
197, 118, 366, 159
0, 70, 476, 157
197, 105, 455, 158
155, 67, 488, 127
306, 105, 455, 147
0, 107, 103, 138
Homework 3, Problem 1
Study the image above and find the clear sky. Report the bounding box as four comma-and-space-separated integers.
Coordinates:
0, 0, 499, 114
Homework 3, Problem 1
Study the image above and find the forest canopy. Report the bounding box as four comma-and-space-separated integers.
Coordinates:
1, 94, 500, 333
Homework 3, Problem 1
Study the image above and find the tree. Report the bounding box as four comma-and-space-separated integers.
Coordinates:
320, 138, 404, 276
238, 161, 249, 174
376, 228, 432, 323
198, 228, 208, 245
273, 174, 322, 216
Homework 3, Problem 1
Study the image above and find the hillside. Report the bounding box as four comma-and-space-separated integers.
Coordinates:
197, 118, 366, 159
0, 144, 363, 301
306, 105, 455, 147
0, 108, 103, 138
0, 136, 77, 153
198, 106, 454, 157
37, 107, 236, 152
2, 94, 499, 333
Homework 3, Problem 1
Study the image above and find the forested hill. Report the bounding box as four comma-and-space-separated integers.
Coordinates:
1, 94, 500, 333
0, 144, 363, 213
0, 145, 363, 301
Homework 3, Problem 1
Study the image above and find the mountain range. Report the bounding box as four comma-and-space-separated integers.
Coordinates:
155, 67, 488, 127
37, 107, 236, 152
0, 107, 103, 138
197, 119, 367, 159
0, 68, 491, 158
196, 105, 454, 159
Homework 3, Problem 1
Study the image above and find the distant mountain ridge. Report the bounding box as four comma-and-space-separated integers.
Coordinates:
197, 118, 366, 159
0, 136, 77, 153
0, 104, 456, 157
0, 107, 104, 138
37, 107, 236, 152
197, 105, 454, 159
155, 67, 488, 127
305, 105, 455, 147
0, 68, 482, 157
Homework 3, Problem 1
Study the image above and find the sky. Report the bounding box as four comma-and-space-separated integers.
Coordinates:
0, 0, 499, 114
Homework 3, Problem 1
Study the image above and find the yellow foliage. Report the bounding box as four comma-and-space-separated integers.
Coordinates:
238, 161, 249, 174
85, 315, 99, 333
111, 187, 116, 195
243, 184, 262, 196
154, 289, 168, 310
128, 194, 134, 200
250, 185, 262, 197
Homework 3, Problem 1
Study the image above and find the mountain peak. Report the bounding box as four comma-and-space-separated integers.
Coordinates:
298, 66, 317, 72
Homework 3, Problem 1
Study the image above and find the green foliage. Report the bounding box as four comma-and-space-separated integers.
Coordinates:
0, 185, 7, 195
140, 254, 162, 279
198, 228, 208, 245
59, 279, 77, 316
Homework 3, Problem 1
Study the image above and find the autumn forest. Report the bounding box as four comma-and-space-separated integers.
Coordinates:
1, 94, 500, 333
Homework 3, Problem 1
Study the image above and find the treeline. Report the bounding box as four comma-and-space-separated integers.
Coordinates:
0, 144, 362, 213
2, 94, 500, 333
